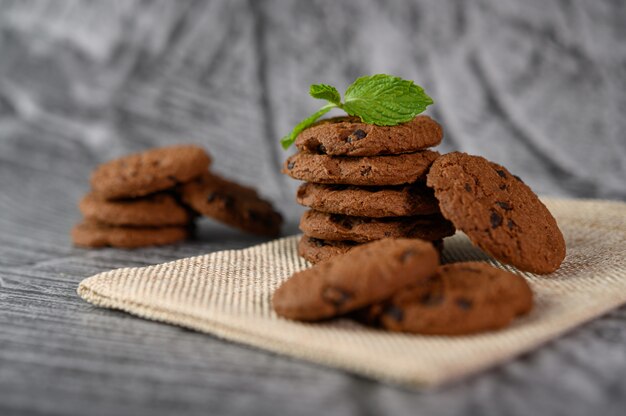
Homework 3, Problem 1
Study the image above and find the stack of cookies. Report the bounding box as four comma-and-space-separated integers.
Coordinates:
282, 115, 455, 263
73, 145, 283, 248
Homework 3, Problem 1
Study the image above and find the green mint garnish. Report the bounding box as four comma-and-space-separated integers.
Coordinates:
280, 74, 434, 150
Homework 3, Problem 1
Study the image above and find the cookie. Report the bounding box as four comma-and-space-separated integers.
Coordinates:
295, 115, 443, 156
79, 192, 192, 226
426, 152, 566, 274
273, 238, 440, 321
71, 221, 188, 248
283, 150, 439, 186
369, 262, 533, 335
181, 172, 283, 237
299, 210, 455, 243
91, 145, 211, 200
298, 235, 444, 264
296, 182, 440, 217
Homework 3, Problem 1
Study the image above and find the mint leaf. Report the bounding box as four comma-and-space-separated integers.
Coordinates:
342, 74, 433, 125
280, 104, 335, 150
310, 84, 341, 105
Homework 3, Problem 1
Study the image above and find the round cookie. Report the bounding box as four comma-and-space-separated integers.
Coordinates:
295, 115, 443, 156
181, 172, 283, 237
299, 210, 455, 243
298, 235, 444, 264
91, 145, 212, 200
283, 150, 439, 186
273, 238, 440, 321
426, 152, 566, 274
296, 182, 440, 217
374, 262, 533, 335
72, 221, 188, 248
79, 192, 192, 226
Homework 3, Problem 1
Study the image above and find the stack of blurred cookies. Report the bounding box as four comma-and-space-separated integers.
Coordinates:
73, 144, 282, 248
283, 115, 455, 263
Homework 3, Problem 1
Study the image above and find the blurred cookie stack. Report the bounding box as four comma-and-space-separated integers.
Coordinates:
73, 145, 282, 248
283, 115, 455, 263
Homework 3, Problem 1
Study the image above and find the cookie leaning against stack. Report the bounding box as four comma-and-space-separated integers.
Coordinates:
73, 144, 283, 248
282, 115, 454, 263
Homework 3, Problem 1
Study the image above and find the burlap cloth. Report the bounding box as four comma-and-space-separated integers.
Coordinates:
77, 198, 626, 388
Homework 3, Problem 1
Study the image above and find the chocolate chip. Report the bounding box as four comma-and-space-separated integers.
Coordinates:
322, 286, 352, 308
317, 144, 327, 154
464, 183, 472, 192
400, 249, 416, 263
499, 184, 507, 190
496, 201, 512, 210
310, 238, 327, 247
420, 292, 444, 306
456, 298, 473, 310
513, 175, 524, 183
385, 305, 404, 322
360, 166, 372, 176
287, 161, 295, 170
352, 129, 367, 140
496, 169, 507, 178
330, 214, 354, 229
206, 192, 217, 202
490, 210, 502, 228
507, 219, 515, 230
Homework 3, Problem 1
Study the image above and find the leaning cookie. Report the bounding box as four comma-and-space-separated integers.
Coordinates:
181, 172, 283, 237
283, 150, 439, 186
295, 115, 443, 156
71, 221, 188, 248
299, 210, 455, 243
79, 192, 192, 226
365, 262, 533, 335
91, 144, 211, 200
297, 182, 440, 217
427, 152, 566, 274
273, 238, 440, 321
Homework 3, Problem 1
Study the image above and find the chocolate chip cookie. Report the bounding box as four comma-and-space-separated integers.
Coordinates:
427, 152, 566, 274
91, 145, 211, 200
181, 172, 283, 237
299, 210, 455, 243
283, 150, 439, 186
273, 238, 440, 321
371, 262, 533, 335
298, 235, 444, 264
79, 192, 192, 226
296, 182, 440, 217
71, 220, 188, 248
295, 115, 443, 156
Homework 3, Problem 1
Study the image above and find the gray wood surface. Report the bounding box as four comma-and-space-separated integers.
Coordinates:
1, 1, 625, 415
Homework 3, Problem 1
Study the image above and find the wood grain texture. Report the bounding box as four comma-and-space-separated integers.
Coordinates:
0, 0, 625, 415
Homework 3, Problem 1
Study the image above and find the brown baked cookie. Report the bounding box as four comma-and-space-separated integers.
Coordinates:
72, 220, 188, 248
427, 152, 566, 274
299, 210, 455, 243
79, 192, 192, 226
181, 172, 283, 237
296, 182, 440, 217
273, 238, 440, 321
283, 150, 439, 186
298, 235, 444, 264
369, 262, 533, 335
91, 145, 211, 200
295, 115, 443, 156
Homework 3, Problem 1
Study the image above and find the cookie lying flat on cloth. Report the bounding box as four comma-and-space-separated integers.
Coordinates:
91, 145, 211, 200
71, 221, 188, 248
295, 115, 442, 156
283, 150, 440, 186
296, 182, 440, 217
181, 172, 283, 237
273, 238, 439, 321
299, 210, 455, 243
369, 262, 533, 335
427, 152, 566, 274
79, 192, 192, 227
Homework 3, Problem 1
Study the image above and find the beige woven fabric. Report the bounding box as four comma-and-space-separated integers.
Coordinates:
78, 198, 626, 388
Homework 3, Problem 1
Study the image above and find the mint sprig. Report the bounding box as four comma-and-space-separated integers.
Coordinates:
280, 74, 434, 150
